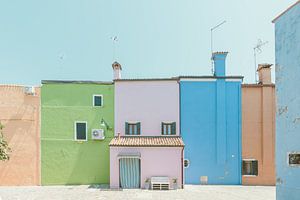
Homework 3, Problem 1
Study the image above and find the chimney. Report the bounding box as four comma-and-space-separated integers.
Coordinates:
257, 63, 272, 84
112, 61, 122, 80
212, 52, 228, 76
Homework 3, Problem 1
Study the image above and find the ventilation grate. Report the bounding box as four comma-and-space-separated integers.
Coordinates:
152, 183, 170, 190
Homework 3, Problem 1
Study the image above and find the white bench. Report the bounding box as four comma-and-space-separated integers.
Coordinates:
151, 177, 170, 190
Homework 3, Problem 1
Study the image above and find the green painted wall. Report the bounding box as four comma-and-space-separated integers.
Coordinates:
41, 82, 114, 185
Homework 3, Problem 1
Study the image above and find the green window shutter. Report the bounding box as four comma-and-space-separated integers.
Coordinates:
76, 122, 87, 140
161, 122, 164, 135
171, 122, 176, 135
137, 122, 141, 135
253, 161, 258, 176
125, 122, 129, 135
242, 161, 246, 175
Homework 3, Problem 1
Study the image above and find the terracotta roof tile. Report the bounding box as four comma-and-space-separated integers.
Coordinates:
109, 136, 185, 147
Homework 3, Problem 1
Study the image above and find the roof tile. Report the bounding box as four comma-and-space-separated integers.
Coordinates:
109, 136, 185, 147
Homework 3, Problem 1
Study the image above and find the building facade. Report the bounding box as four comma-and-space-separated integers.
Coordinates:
273, 1, 300, 199
41, 81, 114, 185
110, 67, 184, 189
0, 85, 40, 185
242, 64, 275, 185
180, 52, 243, 185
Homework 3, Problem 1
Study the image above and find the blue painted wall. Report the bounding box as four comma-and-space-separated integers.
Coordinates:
275, 3, 300, 199
180, 79, 242, 184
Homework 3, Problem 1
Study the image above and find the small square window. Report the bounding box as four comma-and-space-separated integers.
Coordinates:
75, 122, 87, 141
93, 95, 103, 107
242, 160, 258, 176
161, 122, 176, 135
289, 153, 300, 166
125, 122, 141, 135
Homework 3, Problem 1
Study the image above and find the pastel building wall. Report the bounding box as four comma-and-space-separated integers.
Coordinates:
110, 79, 184, 189
180, 52, 243, 185
114, 80, 180, 136
242, 65, 275, 185
0, 85, 40, 186
273, 1, 300, 199
41, 81, 114, 185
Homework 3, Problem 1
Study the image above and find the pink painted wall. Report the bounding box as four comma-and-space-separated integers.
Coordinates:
114, 80, 180, 136
242, 84, 275, 185
0, 85, 40, 186
110, 147, 183, 189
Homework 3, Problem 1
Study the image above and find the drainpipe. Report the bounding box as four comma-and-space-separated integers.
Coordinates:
181, 147, 184, 189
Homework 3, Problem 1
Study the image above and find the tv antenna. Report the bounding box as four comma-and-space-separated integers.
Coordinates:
253, 39, 268, 82
110, 36, 118, 61
210, 20, 226, 74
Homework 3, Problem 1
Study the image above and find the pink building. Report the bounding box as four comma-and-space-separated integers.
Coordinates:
110, 62, 184, 189
242, 64, 275, 185
0, 85, 40, 185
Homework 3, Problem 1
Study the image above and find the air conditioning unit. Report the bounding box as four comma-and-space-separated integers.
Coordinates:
151, 177, 170, 190
24, 86, 35, 95
91, 129, 105, 140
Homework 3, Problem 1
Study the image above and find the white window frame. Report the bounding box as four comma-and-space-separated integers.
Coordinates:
242, 159, 258, 177
74, 121, 88, 141
93, 94, 103, 107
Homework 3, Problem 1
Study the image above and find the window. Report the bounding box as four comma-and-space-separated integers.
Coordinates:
161, 122, 176, 135
93, 95, 103, 107
184, 159, 190, 168
75, 121, 87, 141
289, 153, 300, 166
125, 122, 141, 135
242, 160, 258, 176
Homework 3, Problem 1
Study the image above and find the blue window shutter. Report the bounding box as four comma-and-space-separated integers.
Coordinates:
125, 122, 129, 135
137, 122, 141, 135
171, 122, 176, 135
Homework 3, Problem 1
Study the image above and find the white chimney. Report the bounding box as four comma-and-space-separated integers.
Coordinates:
112, 61, 122, 80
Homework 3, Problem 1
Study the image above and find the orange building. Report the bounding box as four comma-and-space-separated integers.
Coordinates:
242, 64, 275, 185
0, 85, 40, 186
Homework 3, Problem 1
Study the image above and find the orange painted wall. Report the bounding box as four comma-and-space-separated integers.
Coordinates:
242, 84, 275, 185
0, 85, 40, 186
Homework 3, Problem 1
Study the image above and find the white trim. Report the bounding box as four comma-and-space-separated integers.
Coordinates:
74, 121, 88, 141
118, 153, 141, 159
41, 138, 74, 141
126, 121, 139, 124
242, 175, 258, 177
242, 158, 257, 161
225, 78, 242, 82
93, 94, 103, 107
180, 78, 216, 82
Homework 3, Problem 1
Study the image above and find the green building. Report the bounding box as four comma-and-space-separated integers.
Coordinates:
41, 81, 114, 185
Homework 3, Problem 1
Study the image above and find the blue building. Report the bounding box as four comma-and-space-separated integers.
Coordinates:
180, 52, 243, 184
273, 1, 300, 199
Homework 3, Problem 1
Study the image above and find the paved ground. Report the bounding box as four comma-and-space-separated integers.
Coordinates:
0, 185, 275, 200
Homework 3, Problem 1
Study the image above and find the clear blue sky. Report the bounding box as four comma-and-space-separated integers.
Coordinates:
0, 0, 295, 85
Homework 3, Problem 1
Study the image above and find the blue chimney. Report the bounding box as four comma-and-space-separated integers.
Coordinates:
212, 52, 228, 76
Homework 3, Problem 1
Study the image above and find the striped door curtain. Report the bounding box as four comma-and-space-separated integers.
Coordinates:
119, 158, 141, 188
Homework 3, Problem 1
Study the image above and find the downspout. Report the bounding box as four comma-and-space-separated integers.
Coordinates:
181, 147, 184, 189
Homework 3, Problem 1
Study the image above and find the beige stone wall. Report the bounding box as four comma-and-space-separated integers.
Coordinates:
242, 84, 275, 185
0, 85, 40, 186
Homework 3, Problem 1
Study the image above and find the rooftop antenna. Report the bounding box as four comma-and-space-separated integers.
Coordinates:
253, 39, 268, 82
210, 20, 226, 74
110, 36, 118, 61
